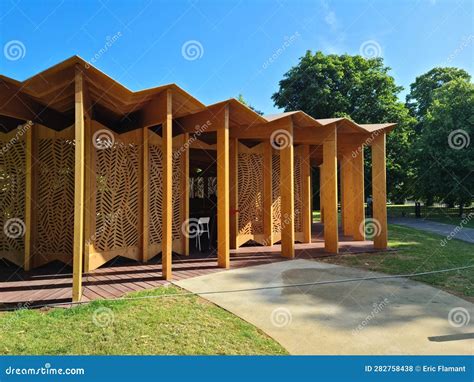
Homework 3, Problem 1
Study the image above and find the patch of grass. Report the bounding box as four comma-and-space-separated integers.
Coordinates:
387, 205, 474, 228
320, 224, 474, 300
0, 286, 287, 355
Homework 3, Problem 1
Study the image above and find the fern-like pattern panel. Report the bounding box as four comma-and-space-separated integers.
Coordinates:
0, 136, 26, 254
172, 148, 183, 241
271, 153, 281, 234
95, 141, 139, 251
293, 152, 303, 233
36, 138, 75, 260
149, 144, 163, 246
237, 147, 264, 236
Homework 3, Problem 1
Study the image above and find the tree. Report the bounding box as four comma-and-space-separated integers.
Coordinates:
406, 68, 472, 206
406, 67, 471, 130
236, 94, 264, 115
272, 51, 415, 203
413, 79, 473, 213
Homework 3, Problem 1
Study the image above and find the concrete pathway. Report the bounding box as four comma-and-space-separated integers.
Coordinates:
176, 260, 473, 355
389, 217, 474, 244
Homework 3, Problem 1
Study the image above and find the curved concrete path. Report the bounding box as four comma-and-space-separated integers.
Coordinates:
389, 217, 474, 244
176, 260, 473, 355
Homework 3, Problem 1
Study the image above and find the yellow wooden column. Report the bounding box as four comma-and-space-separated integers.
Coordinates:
162, 89, 173, 279
229, 137, 238, 249
142, 126, 150, 262
372, 132, 388, 249
263, 141, 273, 246
83, 114, 95, 272
217, 105, 230, 268
181, 133, 190, 255
24, 124, 35, 271
280, 117, 295, 258
319, 164, 324, 223
72, 67, 85, 302
322, 125, 338, 253
341, 154, 352, 237
301, 144, 312, 243
352, 150, 366, 241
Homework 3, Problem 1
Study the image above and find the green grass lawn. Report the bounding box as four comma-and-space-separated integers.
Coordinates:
0, 286, 287, 355
321, 224, 474, 300
387, 205, 474, 228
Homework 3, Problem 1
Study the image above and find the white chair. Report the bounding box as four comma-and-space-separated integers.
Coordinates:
196, 217, 210, 251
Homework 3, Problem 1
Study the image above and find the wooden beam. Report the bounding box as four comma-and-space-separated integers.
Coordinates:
217, 105, 230, 267
23, 123, 35, 271
263, 141, 273, 245
301, 144, 311, 243
229, 137, 239, 249
72, 67, 86, 302
0, 80, 72, 129
182, 133, 190, 255
372, 132, 388, 249
279, 117, 295, 258
352, 150, 366, 241
162, 89, 173, 279
322, 125, 338, 253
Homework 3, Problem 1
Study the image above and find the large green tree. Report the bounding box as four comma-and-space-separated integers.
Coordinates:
412, 79, 473, 210
406, 68, 472, 207
272, 51, 415, 203
406, 67, 471, 131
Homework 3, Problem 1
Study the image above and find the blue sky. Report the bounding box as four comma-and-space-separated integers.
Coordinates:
0, 0, 473, 114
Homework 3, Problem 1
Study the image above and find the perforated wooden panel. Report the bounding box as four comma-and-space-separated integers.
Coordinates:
293, 151, 303, 233
35, 129, 75, 263
148, 141, 163, 246
272, 148, 304, 236
271, 152, 281, 234
95, 133, 140, 252
237, 143, 264, 236
0, 132, 26, 261
172, 147, 184, 241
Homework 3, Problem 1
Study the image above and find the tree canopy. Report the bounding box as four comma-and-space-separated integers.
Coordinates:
406, 67, 471, 130
272, 51, 415, 203
412, 79, 473, 207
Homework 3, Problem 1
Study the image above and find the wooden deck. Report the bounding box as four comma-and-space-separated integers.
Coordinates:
0, 224, 386, 309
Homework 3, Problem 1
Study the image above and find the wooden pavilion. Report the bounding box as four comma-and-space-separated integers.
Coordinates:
0, 56, 395, 302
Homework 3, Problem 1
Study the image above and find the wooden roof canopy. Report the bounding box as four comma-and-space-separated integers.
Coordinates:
0, 55, 396, 143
